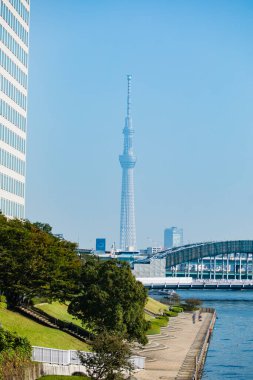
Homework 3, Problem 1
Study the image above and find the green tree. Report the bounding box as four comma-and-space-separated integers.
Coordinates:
0, 328, 32, 380
78, 331, 134, 380
68, 259, 149, 344
0, 214, 81, 308
33, 222, 52, 234
184, 298, 202, 311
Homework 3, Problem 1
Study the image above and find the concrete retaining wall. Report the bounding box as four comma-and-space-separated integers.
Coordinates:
42, 363, 87, 376
11, 363, 43, 380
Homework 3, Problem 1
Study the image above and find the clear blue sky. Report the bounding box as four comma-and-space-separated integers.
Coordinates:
27, 0, 253, 249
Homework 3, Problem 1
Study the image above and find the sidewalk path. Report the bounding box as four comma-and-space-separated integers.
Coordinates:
135, 312, 213, 380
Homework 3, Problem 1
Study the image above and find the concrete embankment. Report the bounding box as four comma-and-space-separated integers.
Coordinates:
135, 308, 216, 380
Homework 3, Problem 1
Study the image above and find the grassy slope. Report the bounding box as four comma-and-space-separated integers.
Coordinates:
36, 302, 83, 327
0, 303, 89, 350
36, 297, 167, 324
35, 297, 169, 338
145, 297, 168, 314
145, 297, 169, 335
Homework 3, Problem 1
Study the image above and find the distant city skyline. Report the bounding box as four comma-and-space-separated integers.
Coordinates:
27, 1, 253, 248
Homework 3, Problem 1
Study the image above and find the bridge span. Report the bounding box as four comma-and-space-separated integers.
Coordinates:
133, 240, 253, 280
137, 277, 253, 290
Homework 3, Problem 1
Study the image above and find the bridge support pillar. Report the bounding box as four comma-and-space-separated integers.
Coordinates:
251, 254, 253, 280
246, 254, 249, 280
234, 253, 237, 280
239, 254, 242, 281
222, 254, 224, 280
226, 254, 229, 280
214, 256, 216, 280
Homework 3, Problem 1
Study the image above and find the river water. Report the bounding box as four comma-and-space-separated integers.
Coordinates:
153, 289, 253, 379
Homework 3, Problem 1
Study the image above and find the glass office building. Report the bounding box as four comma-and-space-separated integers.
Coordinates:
0, 0, 30, 218
164, 226, 183, 249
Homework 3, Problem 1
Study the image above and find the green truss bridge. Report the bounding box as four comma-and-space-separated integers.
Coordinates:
136, 240, 253, 280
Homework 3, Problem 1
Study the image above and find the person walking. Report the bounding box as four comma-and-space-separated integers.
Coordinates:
192, 312, 196, 324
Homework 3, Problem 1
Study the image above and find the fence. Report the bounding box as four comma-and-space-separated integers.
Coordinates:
32, 346, 82, 365
32, 346, 145, 369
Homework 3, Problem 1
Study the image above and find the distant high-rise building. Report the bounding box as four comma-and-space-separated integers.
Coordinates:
0, 0, 30, 218
119, 75, 136, 251
146, 246, 162, 257
164, 227, 183, 249
96, 238, 106, 252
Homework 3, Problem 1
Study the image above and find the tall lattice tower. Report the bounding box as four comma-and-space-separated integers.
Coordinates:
119, 75, 137, 251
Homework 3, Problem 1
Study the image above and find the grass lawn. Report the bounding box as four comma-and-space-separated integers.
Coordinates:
0, 302, 89, 350
36, 302, 83, 328
34, 296, 168, 338
38, 377, 89, 380
145, 297, 168, 314
144, 313, 154, 321
37, 297, 167, 330
146, 316, 169, 335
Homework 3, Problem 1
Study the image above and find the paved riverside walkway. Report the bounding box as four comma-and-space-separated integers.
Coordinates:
134, 312, 213, 380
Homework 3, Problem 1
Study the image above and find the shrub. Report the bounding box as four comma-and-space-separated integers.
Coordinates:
170, 293, 181, 305
0, 296, 6, 304
182, 298, 202, 311
170, 306, 183, 313
0, 328, 31, 355
146, 316, 169, 335
155, 316, 168, 326
31, 296, 50, 306
0, 328, 32, 379
164, 310, 178, 317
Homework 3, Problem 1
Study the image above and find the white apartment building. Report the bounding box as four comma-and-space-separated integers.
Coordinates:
146, 246, 163, 256
0, 0, 30, 218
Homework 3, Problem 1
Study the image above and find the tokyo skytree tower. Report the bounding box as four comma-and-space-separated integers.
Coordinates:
119, 75, 137, 251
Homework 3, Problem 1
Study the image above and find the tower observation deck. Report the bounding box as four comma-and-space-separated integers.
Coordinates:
119, 75, 137, 251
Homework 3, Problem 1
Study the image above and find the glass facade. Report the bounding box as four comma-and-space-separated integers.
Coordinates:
164, 226, 183, 249
0, 0, 30, 218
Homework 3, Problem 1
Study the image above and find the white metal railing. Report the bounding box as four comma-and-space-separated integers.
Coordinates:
32, 346, 81, 365
32, 346, 145, 369
193, 279, 253, 285
137, 276, 193, 286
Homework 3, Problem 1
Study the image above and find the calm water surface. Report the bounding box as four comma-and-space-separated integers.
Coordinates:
179, 290, 253, 380
153, 290, 253, 380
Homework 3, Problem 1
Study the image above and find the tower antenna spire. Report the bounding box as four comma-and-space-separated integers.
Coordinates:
127, 74, 132, 117
119, 75, 137, 251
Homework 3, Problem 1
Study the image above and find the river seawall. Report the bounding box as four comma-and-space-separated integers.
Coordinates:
135, 309, 215, 380
176, 308, 216, 380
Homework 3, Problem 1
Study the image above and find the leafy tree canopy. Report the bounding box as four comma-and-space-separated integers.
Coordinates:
78, 331, 134, 380
0, 328, 31, 356
183, 298, 203, 311
33, 222, 52, 234
68, 259, 149, 344
0, 214, 81, 308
